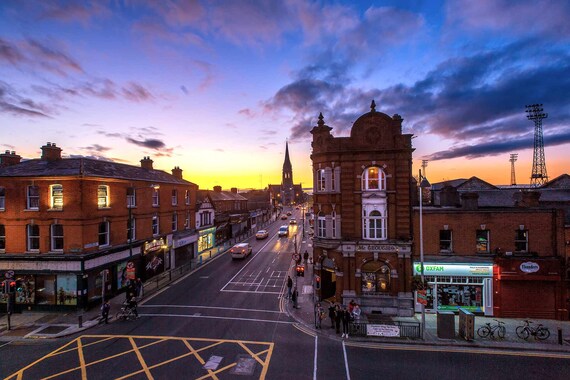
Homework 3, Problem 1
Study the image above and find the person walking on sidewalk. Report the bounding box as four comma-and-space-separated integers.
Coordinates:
315, 302, 324, 329
341, 306, 351, 338
334, 305, 342, 334
292, 287, 299, 309
287, 276, 293, 299
100, 300, 111, 324
328, 303, 336, 329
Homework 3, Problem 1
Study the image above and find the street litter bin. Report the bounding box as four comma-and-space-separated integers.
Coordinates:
437, 311, 455, 339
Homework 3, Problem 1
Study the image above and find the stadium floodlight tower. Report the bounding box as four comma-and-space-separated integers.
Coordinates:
509, 153, 518, 186
525, 104, 548, 187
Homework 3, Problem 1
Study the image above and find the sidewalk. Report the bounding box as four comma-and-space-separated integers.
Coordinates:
286, 248, 570, 353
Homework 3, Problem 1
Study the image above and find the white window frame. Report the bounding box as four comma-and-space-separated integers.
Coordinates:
172, 212, 178, 231
98, 221, 110, 246
0, 187, 5, 210
185, 190, 190, 205
51, 224, 64, 251
127, 188, 136, 208
98, 185, 109, 208
172, 189, 178, 206
152, 188, 160, 207
331, 211, 337, 238
317, 214, 326, 237
317, 169, 326, 192
362, 207, 387, 240
185, 210, 190, 229
27, 185, 39, 210
514, 229, 528, 252
27, 224, 40, 251
152, 215, 159, 236
361, 166, 386, 191
50, 184, 63, 210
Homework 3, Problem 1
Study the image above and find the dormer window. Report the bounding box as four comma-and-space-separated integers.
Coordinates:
361, 166, 386, 191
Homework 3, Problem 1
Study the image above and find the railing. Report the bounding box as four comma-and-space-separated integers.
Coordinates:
349, 320, 421, 339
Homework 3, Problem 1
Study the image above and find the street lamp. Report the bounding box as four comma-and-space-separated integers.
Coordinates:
128, 184, 160, 257
418, 169, 430, 340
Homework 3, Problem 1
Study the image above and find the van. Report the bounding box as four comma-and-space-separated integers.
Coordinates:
278, 225, 289, 237
230, 243, 252, 259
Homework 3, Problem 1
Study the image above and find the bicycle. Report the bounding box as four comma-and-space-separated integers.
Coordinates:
515, 320, 550, 340
115, 304, 138, 321
477, 319, 506, 339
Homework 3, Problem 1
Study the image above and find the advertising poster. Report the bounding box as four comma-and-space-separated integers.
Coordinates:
56, 274, 77, 305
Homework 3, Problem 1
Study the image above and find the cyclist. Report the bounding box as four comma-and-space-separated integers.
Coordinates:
126, 292, 139, 318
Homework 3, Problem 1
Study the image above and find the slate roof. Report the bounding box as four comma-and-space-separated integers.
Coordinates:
206, 190, 247, 202
0, 158, 195, 186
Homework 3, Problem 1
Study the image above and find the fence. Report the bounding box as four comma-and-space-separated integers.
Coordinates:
349, 320, 421, 339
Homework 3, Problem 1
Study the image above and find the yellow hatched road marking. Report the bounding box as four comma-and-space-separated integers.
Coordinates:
128, 337, 154, 380
182, 339, 218, 380
76, 337, 87, 380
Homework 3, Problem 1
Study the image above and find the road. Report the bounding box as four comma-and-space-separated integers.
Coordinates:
2, 207, 570, 379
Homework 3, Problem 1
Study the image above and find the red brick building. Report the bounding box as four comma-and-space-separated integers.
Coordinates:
311, 101, 416, 316
0, 143, 197, 311
415, 178, 569, 320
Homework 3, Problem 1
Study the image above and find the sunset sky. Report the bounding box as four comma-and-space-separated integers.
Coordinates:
1, 1, 569, 190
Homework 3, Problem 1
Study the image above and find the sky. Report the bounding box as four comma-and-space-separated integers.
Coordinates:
1, 0, 569, 190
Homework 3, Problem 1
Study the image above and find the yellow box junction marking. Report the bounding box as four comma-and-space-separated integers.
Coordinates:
4, 335, 274, 380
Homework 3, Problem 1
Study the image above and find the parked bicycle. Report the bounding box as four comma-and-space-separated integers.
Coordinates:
115, 304, 138, 321
477, 319, 506, 339
515, 320, 550, 340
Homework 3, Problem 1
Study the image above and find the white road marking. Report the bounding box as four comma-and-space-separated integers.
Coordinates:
313, 335, 318, 380
343, 340, 351, 380
140, 304, 282, 314
221, 289, 282, 294
220, 237, 275, 291
141, 313, 293, 325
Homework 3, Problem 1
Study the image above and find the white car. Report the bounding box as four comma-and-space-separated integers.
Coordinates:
278, 225, 289, 237
230, 243, 252, 259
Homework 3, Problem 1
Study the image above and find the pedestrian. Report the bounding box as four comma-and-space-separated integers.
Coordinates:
315, 302, 324, 329
334, 305, 342, 334
287, 276, 293, 299
341, 306, 350, 338
328, 303, 336, 329
127, 292, 138, 318
303, 250, 309, 264
100, 300, 111, 324
348, 299, 356, 314
135, 278, 143, 300
353, 304, 361, 321
292, 287, 299, 309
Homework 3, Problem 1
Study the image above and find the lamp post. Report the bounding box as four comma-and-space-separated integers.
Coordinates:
128, 184, 160, 257
418, 169, 430, 340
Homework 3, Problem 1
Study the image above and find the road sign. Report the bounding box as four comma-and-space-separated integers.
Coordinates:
417, 290, 427, 306
293, 253, 301, 262
5, 270, 14, 279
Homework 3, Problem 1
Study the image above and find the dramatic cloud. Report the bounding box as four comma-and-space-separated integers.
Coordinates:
126, 137, 166, 150
0, 81, 52, 118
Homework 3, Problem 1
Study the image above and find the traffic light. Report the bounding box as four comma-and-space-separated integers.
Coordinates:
9, 281, 16, 293
315, 275, 321, 289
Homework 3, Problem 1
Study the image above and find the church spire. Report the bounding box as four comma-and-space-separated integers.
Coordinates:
283, 140, 292, 172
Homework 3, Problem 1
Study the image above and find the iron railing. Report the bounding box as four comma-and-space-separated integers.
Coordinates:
350, 320, 421, 339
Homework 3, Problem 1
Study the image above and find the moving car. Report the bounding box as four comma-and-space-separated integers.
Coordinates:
289, 218, 297, 225
255, 229, 269, 239
230, 243, 252, 259
286, 211, 292, 216
280, 214, 288, 220
278, 225, 289, 237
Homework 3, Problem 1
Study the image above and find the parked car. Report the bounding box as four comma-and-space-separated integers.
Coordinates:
230, 243, 252, 259
256, 229, 269, 239
281, 214, 288, 220
289, 218, 297, 225
278, 225, 289, 237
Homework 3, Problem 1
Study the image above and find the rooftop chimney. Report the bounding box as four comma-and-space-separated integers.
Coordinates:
461, 192, 479, 210
231, 187, 238, 194
140, 156, 154, 170
41, 142, 62, 161
171, 166, 183, 179
440, 185, 460, 207
0, 150, 22, 167
517, 190, 541, 208
213, 186, 222, 192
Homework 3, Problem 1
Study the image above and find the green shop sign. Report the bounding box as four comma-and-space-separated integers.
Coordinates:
413, 263, 492, 277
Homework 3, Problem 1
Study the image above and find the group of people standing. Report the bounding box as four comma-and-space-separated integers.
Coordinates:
323, 299, 361, 338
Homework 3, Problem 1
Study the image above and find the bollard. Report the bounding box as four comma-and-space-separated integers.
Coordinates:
78, 315, 83, 328
558, 328, 563, 345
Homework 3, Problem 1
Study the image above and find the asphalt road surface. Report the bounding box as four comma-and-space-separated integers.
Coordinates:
2, 207, 570, 379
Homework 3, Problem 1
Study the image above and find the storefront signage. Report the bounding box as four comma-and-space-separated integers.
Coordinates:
356, 244, 397, 252
144, 238, 166, 254
520, 261, 540, 273
413, 263, 492, 277
367, 324, 400, 337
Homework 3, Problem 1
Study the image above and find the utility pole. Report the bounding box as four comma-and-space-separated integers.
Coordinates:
526, 104, 548, 186
509, 153, 518, 186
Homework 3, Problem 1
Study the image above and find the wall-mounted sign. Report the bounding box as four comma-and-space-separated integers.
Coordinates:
356, 244, 410, 253
144, 238, 166, 254
413, 262, 493, 277
367, 324, 400, 337
520, 261, 540, 273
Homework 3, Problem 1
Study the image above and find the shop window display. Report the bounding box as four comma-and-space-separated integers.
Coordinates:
425, 283, 484, 314
56, 274, 77, 305
361, 261, 391, 294
35, 275, 56, 305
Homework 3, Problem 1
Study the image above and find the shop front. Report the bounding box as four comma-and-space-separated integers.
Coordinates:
141, 237, 168, 281
413, 260, 494, 315
197, 227, 216, 255
494, 257, 567, 320
173, 230, 198, 268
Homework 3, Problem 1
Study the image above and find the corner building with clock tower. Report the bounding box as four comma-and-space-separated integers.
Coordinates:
311, 101, 416, 316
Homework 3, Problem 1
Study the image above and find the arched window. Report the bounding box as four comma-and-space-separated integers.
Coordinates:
361, 261, 391, 293
362, 209, 387, 240
361, 166, 386, 191
317, 169, 326, 192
